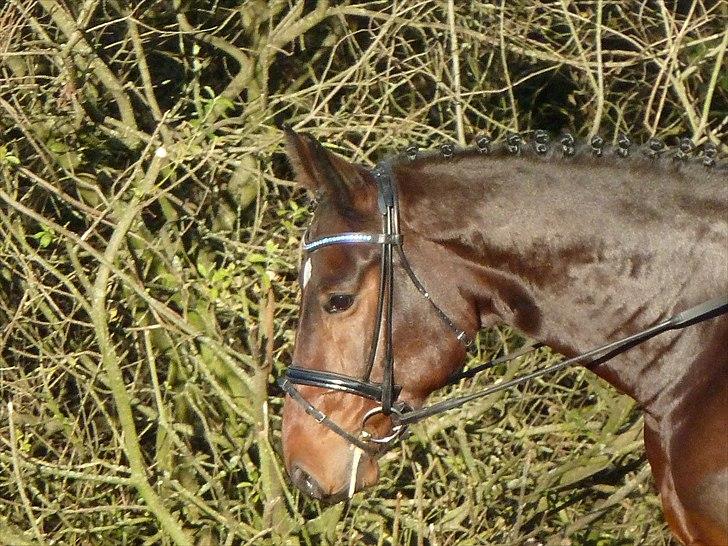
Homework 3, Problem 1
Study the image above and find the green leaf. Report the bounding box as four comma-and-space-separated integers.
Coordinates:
47, 139, 69, 153
32, 226, 56, 247
0, 145, 20, 166
246, 253, 267, 264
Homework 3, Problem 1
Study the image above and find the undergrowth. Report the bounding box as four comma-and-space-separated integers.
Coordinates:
0, 1, 725, 544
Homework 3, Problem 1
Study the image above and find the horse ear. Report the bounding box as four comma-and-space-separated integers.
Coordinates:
284, 128, 374, 214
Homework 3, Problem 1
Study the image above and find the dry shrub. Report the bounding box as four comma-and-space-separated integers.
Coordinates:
0, 1, 725, 544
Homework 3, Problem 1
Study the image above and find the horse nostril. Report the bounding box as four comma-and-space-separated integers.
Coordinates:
291, 465, 325, 500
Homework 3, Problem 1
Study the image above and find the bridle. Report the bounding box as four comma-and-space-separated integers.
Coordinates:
278, 159, 472, 453
277, 156, 728, 455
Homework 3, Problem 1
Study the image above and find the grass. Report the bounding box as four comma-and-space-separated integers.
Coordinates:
0, 1, 725, 544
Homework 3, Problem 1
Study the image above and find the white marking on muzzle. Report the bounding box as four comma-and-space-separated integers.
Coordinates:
348, 445, 364, 498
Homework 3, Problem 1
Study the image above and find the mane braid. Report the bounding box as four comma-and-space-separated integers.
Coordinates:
385, 135, 727, 176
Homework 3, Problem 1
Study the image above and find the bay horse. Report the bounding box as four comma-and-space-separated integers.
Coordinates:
279, 128, 727, 545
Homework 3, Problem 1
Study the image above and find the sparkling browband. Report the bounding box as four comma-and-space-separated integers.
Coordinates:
303, 232, 401, 253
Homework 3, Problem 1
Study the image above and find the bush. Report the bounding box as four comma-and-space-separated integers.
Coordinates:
1, 1, 724, 544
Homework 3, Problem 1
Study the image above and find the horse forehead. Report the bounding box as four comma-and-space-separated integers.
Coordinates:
305, 239, 378, 287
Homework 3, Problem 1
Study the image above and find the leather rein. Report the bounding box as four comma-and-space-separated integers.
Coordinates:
277, 157, 728, 455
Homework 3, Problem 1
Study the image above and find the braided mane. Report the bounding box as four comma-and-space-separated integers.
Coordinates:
390, 133, 726, 175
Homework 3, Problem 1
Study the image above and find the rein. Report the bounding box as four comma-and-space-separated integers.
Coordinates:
397, 295, 728, 427
278, 155, 728, 454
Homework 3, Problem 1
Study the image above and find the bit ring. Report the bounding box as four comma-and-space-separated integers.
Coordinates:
360, 405, 408, 444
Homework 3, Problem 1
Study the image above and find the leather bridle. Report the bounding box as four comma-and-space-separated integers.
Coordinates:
278, 160, 471, 453
278, 156, 728, 455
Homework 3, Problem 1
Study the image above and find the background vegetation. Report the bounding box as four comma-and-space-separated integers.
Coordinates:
0, 1, 726, 544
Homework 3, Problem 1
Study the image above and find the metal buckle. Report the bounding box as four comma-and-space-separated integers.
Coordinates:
359, 405, 410, 445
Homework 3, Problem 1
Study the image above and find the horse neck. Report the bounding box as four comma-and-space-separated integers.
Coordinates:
396, 152, 727, 407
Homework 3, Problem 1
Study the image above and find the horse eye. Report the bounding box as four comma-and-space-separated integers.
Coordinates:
324, 294, 354, 314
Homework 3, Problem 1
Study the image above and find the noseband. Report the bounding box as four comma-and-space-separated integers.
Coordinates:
278, 160, 471, 453
278, 156, 728, 455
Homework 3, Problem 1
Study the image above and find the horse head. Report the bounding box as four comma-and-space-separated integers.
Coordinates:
280, 130, 471, 502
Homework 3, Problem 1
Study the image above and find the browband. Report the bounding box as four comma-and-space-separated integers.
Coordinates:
303, 232, 401, 253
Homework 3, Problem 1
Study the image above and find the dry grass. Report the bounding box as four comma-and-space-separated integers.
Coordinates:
0, 1, 725, 544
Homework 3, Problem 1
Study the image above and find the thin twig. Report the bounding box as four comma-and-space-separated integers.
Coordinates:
7, 402, 45, 543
